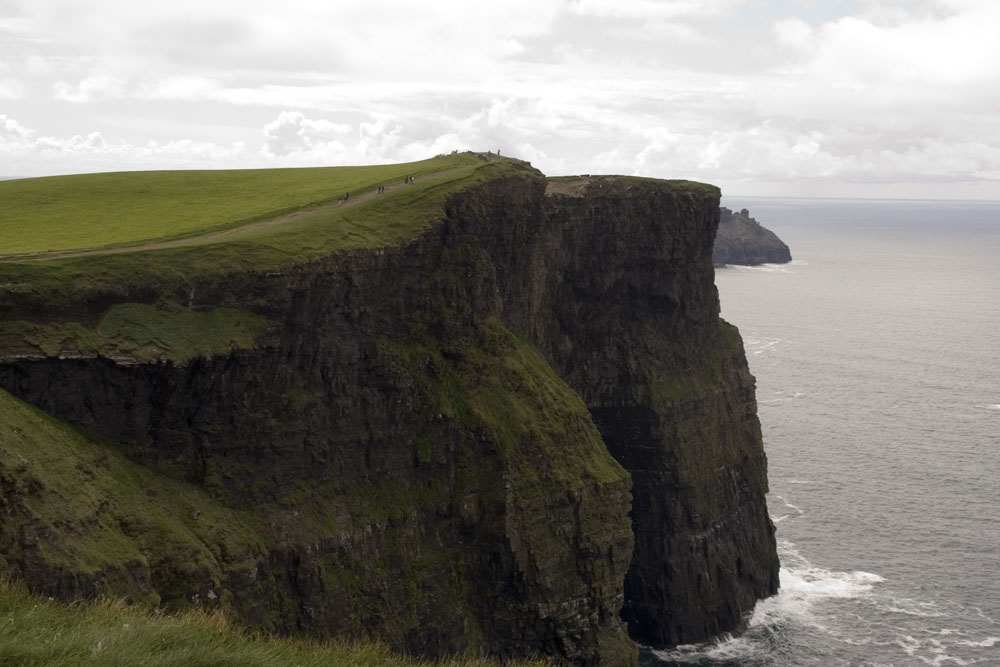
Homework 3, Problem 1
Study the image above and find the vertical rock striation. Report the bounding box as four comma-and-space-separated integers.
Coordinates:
443, 175, 780, 646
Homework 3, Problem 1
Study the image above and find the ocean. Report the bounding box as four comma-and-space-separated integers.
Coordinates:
651, 197, 1000, 666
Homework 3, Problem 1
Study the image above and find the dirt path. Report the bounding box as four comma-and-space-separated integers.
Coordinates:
2, 165, 476, 263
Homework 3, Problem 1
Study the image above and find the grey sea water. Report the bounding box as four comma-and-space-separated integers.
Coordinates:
652, 198, 1000, 666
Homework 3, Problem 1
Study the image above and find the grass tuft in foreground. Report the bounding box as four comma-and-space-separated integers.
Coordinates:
0, 580, 550, 667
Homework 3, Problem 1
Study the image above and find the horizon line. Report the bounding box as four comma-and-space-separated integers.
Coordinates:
723, 193, 1000, 204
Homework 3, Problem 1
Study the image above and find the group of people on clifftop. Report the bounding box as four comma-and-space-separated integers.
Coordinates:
344, 175, 417, 202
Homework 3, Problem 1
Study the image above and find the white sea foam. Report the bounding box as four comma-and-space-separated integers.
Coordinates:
895, 634, 980, 666
973, 607, 997, 624
726, 263, 795, 274
954, 636, 998, 648
652, 540, 885, 664
771, 494, 806, 517
652, 634, 764, 664
881, 597, 948, 619
771, 564, 884, 601
649, 539, 999, 666
745, 337, 783, 355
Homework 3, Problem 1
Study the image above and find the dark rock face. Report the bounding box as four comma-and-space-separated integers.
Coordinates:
456, 177, 779, 645
713, 207, 791, 266
0, 172, 778, 663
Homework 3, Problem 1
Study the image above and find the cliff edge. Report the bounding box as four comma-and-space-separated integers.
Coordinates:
713, 206, 791, 266
0, 155, 778, 664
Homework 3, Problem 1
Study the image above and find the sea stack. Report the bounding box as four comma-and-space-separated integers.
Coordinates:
713, 206, 792, 266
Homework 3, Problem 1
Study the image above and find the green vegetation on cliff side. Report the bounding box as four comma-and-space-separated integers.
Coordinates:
0, 302, 273, 363
0, 385, 266, 595
0, 316, 628, 660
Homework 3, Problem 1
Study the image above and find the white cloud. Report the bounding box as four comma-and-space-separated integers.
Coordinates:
263, 111, 351, 157
1, 113, 32, 141
0, 78, 22, 98
773, 18, 813, 48
137, 76, 221, 101
0, 0, 998, 197
0, 113, 249, 176
52, 75, 127, 102
570, 0, 741, 19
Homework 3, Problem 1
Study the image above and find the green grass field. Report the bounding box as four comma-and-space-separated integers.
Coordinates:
0, 153, 532, 306
0, 581, 548, 667
0, 155, 473, 256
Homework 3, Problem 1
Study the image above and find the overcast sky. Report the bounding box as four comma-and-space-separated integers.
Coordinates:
2, 0, 999, 198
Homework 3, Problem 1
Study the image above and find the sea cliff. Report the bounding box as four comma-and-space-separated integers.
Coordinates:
0, 157, 778, 664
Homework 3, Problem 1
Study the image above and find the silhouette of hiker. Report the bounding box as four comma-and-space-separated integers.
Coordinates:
345, 192, 350, 201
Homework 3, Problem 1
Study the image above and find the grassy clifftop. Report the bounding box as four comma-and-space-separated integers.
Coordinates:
0, 153, 538, 362
1, 154, 478, 256
0, 153, 536, 302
